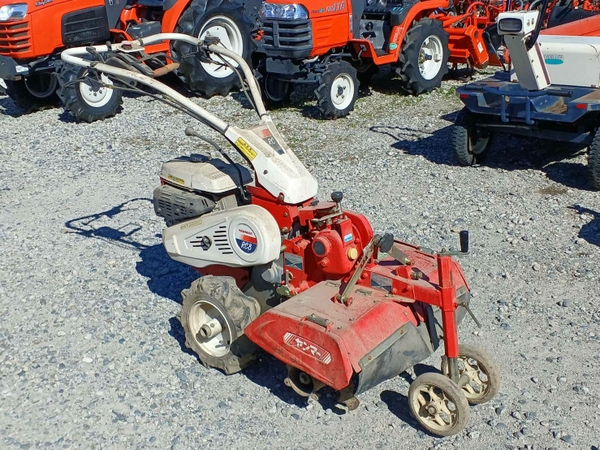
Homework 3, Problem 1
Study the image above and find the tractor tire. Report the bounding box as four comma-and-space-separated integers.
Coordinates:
256, 60, 292, 109
315, 60, 359, 119
452, 108, 492, 166
173, 0, 255, 98
180, 275, 260, 374
261, 73, 292, 108
588, 132, 600, 190
4, 74, 60, 111
398, 18, 449, 95
57, 63, 122, 123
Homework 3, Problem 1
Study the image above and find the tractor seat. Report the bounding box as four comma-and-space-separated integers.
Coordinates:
363, 0, 416, 17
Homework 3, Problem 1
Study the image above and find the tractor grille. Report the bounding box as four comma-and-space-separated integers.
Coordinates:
212, 225, 233, 255
62, 6, 110, 46
260, 19, 312, 58
0, 19, 31, 56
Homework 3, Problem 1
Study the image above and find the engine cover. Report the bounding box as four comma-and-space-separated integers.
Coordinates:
162, 204, 281, 268
153, 184, 216, 226
160, 157, 252, 194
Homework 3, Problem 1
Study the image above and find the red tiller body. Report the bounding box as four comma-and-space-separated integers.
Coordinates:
243, 182, 469, 394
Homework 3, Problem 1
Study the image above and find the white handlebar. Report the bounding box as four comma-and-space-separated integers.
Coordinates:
60, 33, 269, 131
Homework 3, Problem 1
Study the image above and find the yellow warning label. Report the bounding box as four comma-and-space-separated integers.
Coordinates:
235, 138, 257, 161
180, 218, 203, 230
167, 174, 185, 185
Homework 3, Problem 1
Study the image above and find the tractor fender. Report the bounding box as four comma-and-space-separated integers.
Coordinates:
161, 0, 193, 32
162, 0, 262, 32
350, 0, 449, 64
389, 0, 449, 51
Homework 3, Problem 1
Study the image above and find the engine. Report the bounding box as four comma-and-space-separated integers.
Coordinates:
153, 156, 282, 269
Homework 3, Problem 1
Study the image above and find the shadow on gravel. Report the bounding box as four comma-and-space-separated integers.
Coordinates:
0, 96, 55, 118
242, 352, 347, 414
371, 110, 594, 190
168, 316, 196, 357
569, 205, 600, 247
64, 198, 197, 304
382, 363, 446, 435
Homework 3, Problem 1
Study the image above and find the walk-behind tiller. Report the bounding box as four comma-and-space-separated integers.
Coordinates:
63, 34, 500, 436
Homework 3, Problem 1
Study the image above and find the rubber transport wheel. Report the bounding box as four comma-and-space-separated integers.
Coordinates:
398, 18, 450, 95
408, 372, 470, 437
452, 108, 492, 166
4, 73, 60, 111
57, 63, 123, 123
441, 344, 501, 405
173, 0, 255, 98
588, 131, 600, 190
180, 277, 259, 374
314, 60, 359, 119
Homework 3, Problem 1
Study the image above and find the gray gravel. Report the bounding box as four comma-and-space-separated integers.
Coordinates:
1, 72, 600, 450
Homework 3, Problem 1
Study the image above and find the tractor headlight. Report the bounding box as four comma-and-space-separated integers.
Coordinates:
0, 4, 28, 22
259, 3, 309, 20
498, 18, 523, 34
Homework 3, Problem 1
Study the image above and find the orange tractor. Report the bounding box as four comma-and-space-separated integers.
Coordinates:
0, 0, 259, 121
244, 0, 506, 118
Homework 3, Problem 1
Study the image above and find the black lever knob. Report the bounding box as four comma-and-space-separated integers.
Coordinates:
331, 191, 343, 203
459, 230, 469, 253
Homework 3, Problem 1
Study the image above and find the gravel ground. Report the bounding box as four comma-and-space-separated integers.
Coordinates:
1, 72, 599, 450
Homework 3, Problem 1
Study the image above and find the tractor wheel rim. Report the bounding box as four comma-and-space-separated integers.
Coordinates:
199, 16, 244, 79
418, 35, 444, 81
24, 73, 58, 99
470, 133, 490, 155
330, 73, 353, 110
188, 300, 231, 357
457, 356, 489, 400
413, 384, 458, 433
79, 73, 114, 107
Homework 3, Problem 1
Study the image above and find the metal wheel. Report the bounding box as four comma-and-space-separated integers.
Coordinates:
78, 73, 115, 108
198, 15, 245, 79
187, 298, 235, 358
330, 73, 354, 110
408, 372, 470, 436
418, 35, 444, 81
315, 60, 359, 119
441, 344, 500, 405
180, 276, 260, 374
173, 0, 255, 98
398, 18, 449, 95
57, 61, 122, 123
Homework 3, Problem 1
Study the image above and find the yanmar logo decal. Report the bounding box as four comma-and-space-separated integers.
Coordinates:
235, 226, 257, 254
284, 332, 332, 364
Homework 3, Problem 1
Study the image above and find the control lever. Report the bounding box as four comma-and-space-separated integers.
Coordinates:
338, 233, 393, 304
439, 230, 469, 256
